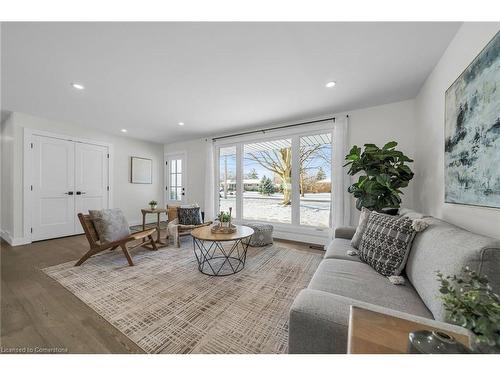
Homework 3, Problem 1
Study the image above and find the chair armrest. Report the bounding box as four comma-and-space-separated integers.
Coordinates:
334, 226, 356, 240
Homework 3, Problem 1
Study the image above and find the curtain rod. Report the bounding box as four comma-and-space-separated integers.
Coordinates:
212, 116, 335, 142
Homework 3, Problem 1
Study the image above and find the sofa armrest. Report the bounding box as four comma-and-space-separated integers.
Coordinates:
288, 289, 471, 354
334, 226, 356, 240
288, 289, 353, 353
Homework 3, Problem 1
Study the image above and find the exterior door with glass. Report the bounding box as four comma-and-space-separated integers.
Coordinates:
165, 153, 186, 205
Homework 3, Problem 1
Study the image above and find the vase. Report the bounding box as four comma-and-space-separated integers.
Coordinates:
408, 330, 471, 354
150, 205, 157, 210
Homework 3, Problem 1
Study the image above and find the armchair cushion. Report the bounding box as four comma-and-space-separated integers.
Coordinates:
89, 208, 130, 244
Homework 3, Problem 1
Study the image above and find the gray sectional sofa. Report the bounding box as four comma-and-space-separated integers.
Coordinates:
288, 210, 500, 353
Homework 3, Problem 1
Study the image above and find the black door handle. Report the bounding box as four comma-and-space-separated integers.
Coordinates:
65, 191, 74, 195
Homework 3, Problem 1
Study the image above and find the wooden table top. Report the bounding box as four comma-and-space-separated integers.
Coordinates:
141, 208, 167, 214
191, 225, 254, 242
347, 305, 470, 354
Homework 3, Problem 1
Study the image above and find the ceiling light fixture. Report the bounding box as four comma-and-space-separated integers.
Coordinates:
325, 81, 336, 88
121, 129, 128, 133
71, 82, 85, 90
178, 122, 185, 126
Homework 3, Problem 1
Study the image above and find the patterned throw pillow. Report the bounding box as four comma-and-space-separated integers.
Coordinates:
89, 208, 130, 244
178, 207, 202, 225
358, 211, 426, 277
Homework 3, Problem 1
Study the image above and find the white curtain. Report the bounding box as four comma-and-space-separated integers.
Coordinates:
331, 116, 351, 237
203, 139, 215, 221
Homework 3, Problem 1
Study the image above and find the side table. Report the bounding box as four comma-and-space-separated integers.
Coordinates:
141, 208, 167, 248
347, 305, 471, 354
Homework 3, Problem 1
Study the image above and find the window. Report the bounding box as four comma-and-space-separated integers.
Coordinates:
215, 124, 333, 232
166, 153, 185, 202
243, 139, 292, 223
299, 134, 332, 227
218, 146, 237, 216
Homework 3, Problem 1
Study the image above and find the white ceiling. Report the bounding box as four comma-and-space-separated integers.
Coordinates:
1, 22, 460, 143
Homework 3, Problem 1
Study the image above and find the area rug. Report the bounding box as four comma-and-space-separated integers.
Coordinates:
42, 240, 322, 353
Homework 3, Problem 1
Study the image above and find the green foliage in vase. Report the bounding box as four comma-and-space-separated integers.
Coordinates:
148, 200, 158, 206
343, 141, 414, 211
219, 212, 231, 222
437, 267, 500, 349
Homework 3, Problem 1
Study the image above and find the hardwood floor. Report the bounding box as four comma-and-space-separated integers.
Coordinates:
0, 231, 323, 353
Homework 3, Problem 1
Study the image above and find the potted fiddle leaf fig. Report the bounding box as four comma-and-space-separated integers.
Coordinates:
343, 141, 414, 213
437, 267, 500, 353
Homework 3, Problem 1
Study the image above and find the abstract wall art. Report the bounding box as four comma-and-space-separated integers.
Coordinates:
445, 31, 500, 208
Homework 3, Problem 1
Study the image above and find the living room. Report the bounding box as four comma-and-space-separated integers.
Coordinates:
1, 1, 499, 373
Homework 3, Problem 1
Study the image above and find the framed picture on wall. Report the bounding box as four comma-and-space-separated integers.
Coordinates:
131, 156, 153, 184
444, 31, 500, 209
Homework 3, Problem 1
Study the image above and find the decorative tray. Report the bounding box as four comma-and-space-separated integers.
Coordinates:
211, 224, 237, 234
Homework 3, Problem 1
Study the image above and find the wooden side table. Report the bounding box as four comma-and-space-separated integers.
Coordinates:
141, 208, 167, 248
347, 305, 470, 354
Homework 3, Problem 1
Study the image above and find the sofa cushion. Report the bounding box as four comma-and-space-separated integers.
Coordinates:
324, 239, 362, 262
308, 259, 433, 318
406, 217, 500, 322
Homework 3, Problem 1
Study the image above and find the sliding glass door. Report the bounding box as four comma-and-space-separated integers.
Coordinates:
215, 126, 333, 231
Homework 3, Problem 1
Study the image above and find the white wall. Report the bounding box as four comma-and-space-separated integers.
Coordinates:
1, 111, 164, 244
414, 23, 500, 240
164, 99, 417, 229
1, 112, 15, 241
339, 99, 416, 223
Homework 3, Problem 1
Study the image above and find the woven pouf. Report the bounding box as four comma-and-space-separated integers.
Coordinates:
245, 223, 274, 247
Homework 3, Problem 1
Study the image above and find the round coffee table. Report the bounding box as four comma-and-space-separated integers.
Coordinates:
191, 225, 254, 276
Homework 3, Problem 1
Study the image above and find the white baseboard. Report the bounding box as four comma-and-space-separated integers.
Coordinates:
0, 229, 31, 246
273, 229, 328, 248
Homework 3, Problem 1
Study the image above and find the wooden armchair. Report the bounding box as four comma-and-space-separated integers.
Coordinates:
166, 205, 212, 247
75, 213, 158, 267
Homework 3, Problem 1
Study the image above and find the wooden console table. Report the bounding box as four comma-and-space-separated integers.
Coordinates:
347, 305, 470, 354
141, 208, 167, 248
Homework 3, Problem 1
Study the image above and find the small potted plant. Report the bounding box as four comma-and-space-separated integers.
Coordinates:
219, 211, 231, 228
437, 267, 500, 353
149, 200, 158, 210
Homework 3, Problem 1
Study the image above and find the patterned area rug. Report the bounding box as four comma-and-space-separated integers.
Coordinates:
42, 240, 322, 353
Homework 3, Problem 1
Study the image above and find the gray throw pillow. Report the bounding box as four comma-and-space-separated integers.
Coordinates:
89, 208, 130, 244
178, 207, 202, 225
350, 207, 371, 249
358, 211, 427, 277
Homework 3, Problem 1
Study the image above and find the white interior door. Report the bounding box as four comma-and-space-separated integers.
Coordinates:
166, 153, 186, 205
32, 136, 76, 241
74, 142, 109, 233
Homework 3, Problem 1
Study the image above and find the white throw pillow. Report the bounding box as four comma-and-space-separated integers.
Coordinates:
350, 207, 371, 249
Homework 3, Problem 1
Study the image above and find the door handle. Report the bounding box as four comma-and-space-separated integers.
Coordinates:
65, 191, 74, 195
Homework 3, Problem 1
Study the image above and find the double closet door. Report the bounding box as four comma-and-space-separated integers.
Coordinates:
31, 135, 110, 241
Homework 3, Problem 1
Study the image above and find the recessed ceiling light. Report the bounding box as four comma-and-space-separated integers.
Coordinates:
71, 82, 85, 90
178, 122, 185, 126
325, 81, 336, 88
121, 129, 128, 133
